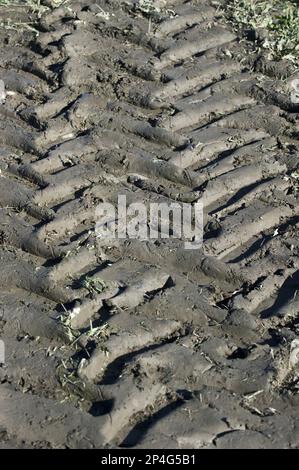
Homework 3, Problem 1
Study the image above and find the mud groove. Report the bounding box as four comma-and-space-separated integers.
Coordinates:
0, 0, 299, 449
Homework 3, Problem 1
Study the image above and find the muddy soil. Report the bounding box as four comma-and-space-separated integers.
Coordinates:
0, 0, 299, 449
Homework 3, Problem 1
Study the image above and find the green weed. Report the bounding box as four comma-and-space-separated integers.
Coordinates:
222, 0, 299, 63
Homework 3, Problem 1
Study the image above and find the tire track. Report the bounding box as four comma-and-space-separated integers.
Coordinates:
0, 0, 298, 449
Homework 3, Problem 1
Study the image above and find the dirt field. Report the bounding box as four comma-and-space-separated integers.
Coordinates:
0, 0, 299, 449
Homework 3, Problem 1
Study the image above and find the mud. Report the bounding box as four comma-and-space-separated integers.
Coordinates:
0, 0, 298, 449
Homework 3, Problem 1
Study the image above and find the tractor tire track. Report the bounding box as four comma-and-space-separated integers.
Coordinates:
0, 0, 298, 449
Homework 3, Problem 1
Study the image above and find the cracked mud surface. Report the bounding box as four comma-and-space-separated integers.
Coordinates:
0, 0, 299, 449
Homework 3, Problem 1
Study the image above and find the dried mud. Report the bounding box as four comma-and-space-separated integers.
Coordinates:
0, 0, 299, 449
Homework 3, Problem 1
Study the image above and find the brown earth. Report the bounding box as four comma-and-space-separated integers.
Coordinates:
0, 0, 299, 449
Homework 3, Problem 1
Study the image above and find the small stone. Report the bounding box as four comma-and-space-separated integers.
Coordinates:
289, 339, 299, 369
